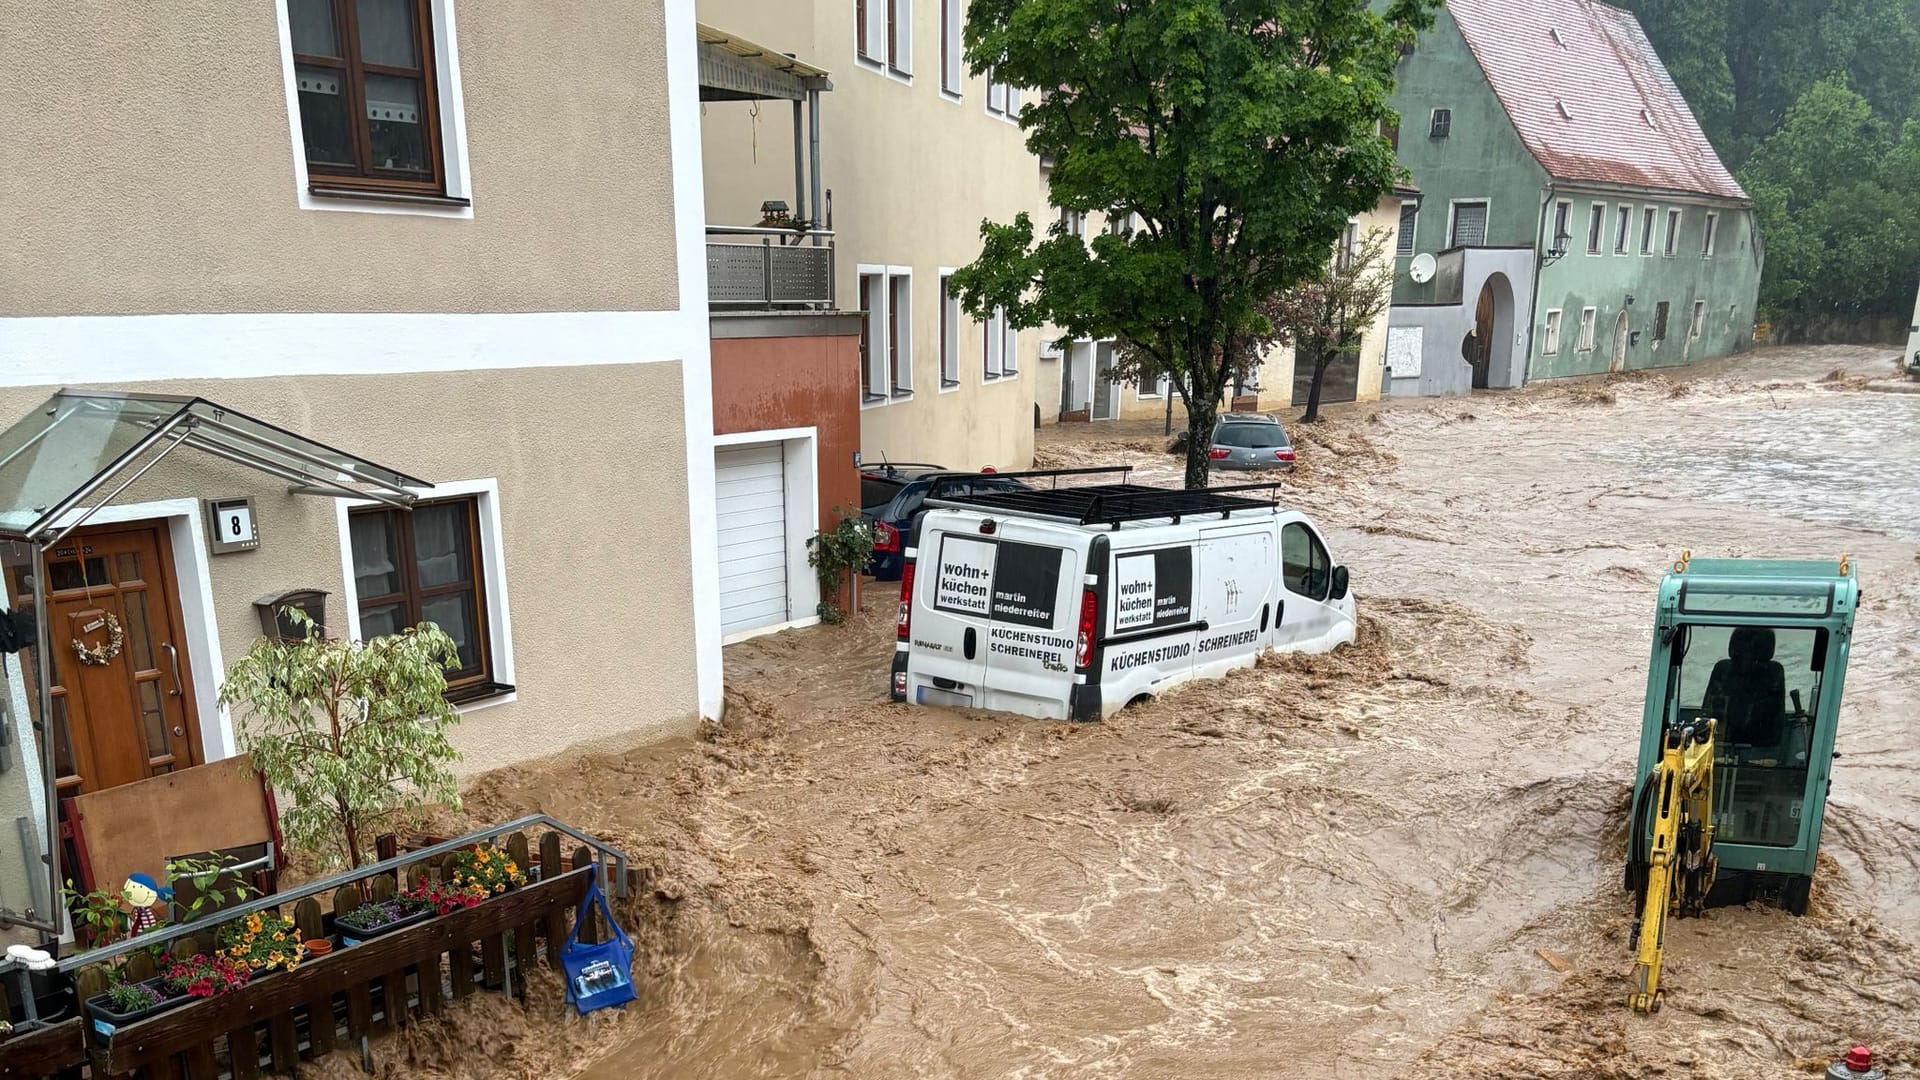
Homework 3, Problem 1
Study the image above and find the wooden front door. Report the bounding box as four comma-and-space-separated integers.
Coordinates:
16, 523, 203, 796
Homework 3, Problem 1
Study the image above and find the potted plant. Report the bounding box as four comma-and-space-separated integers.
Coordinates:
444, 845, 526, 900
83, 977, 187, 1039
217, 911, 305, 977
219, 610, 463, 875
162, 954, 251, 1000
333, 896, 435, 946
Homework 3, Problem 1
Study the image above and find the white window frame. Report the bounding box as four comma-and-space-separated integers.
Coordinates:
1000, 308, 1018, 376
1702, 212, 1719, 258
887, 0, 912, 78
1614, 204, 1632, 255
887, 266, 913, 395
273, 0, 474, 218
855, 0, 884, 69
986, 68, 1019, 122
1542, 309, 1563, 355
982, 307, 1005, 379
1639, 206, 1657, 256
333, 477, 516, 714
1663, 208, 1681, 257
1429, 107, 1451, 138
939, 0, 962, 100
1058, 205, 1087, 239
1577, 307, 1598, 352
938, 269, 961, 390
1689, 299, 1706, 340
1447, 198, 1490, 248
1550, 199, 1573, 255
857, 264, 894, 408
1586, 202, 1606, 255
1396, 200, 1419, 257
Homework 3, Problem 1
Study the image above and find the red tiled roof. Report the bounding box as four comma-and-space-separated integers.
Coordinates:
1447, 0, 1746, 201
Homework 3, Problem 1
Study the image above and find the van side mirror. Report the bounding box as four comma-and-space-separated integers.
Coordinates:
1330, 565, 1350, 601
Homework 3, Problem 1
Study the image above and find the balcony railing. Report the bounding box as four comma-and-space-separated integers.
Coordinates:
707, 226, 835, 308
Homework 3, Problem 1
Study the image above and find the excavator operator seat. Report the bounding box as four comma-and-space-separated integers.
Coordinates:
1703, 625, 1786, 747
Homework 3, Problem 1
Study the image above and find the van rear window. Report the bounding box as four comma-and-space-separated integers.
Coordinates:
930, 535, 1064, 628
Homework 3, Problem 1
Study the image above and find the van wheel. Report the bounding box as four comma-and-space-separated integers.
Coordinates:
1125, 694, 1153, 710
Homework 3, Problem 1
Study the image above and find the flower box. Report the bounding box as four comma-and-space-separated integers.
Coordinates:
333, 903, 436, 946
83, 978, 189, 1040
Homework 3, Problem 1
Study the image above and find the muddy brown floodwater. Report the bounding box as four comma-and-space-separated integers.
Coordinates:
373, 346, 1918, 1080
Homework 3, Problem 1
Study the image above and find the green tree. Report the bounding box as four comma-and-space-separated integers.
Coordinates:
950, 0, 1436, 489
219, 612, 463, 872
1270, 226, 1396, 423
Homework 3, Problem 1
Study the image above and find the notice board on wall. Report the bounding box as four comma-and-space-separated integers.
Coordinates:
1386, 326, 1424, 380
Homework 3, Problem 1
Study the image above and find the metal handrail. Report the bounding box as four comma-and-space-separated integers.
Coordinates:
705, 224, 835, 238
55, 814, 629, 973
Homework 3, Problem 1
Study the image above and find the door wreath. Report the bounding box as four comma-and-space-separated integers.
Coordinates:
72, 613, 125, 666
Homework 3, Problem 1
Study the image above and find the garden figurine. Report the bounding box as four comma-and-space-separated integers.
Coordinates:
122, 873, 172, 936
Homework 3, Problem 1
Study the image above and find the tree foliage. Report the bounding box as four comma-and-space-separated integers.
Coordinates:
1269, 226, 1396, 423
1619, 0, 1920, 329
950, 0, 1436, 488
219, 611, 463, 872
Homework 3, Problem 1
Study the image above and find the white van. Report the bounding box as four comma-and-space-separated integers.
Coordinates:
888, 480, 1356, 720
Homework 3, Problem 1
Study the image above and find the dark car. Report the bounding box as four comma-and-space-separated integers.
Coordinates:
860, 469, 1032, 581
1209, 415, 1295, 470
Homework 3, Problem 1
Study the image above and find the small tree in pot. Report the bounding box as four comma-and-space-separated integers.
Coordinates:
219, 610, 462, 873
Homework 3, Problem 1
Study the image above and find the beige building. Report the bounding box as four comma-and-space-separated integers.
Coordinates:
696, 0, 1043, 472
1038, 196, 1407, 425
0, 0, 722, 929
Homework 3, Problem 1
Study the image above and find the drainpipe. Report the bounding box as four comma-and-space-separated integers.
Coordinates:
1526, 182, 1553, 385
791, 100, 807, 228
807, 88, 824, 248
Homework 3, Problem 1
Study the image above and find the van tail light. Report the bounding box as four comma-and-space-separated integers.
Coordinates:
1075, 588, 1097, 670
897, 562, 916, 641
1208, 448, 1230, 461
874, 521, 901, 553
1275, 448, 1296, 463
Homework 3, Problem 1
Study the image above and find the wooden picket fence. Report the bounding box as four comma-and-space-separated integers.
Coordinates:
0, 831, 620, 1080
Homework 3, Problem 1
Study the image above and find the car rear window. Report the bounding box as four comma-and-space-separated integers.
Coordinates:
861, 475, 906, 510
1213, 423, 1289, 448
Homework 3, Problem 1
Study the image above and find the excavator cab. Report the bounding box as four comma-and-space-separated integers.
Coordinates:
1631, 556, 1858, 915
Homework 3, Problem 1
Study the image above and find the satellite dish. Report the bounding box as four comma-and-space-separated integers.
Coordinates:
1408, 253, 1437, 284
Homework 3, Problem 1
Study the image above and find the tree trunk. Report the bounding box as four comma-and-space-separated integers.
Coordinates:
1302, 344, 1329, 423
1182, 395, 1218, 489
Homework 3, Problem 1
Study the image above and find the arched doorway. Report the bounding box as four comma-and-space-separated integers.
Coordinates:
1468, 273, 1515, 390
1611, 311, 1631, 373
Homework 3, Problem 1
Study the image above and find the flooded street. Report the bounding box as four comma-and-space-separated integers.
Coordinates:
437, 346, 1917, 1079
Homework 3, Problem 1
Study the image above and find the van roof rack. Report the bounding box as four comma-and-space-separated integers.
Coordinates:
928, 480, 1286, 528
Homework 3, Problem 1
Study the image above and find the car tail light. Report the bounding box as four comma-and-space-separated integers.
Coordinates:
1208, 448, 1230, 460
897, 562, 916, 641
1075, 588, 1097, 670
1275, 448, 1296, 463
981, 466, 997, 473
874, 521, 901, 553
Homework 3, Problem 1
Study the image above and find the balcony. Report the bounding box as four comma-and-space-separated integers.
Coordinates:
707, 226, 835, 309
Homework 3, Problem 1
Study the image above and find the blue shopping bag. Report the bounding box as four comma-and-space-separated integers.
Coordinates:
561, 865, 637, 1015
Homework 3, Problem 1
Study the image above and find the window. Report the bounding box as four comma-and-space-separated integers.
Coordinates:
857, 0, 871, 60
1640, 207, 1657, 255
858, 272, 882, 400
1449, 201, 1488, 247
940, 0, 961, 95
1689, 300, 1706, 340
1058, 205, 1086, 239
987, 68, 1018, 120
1281, 522, 1331, 601
939, 273, 960, 387
889, 271, 913, 393
887, 0, 910, 74
983, 308, 1004, 378
1335, 221, 1360, 271
1702, 212, 1719, 257
1543, 309, 1563, 355
1000, 310, 1018, 375
1397, 201, 1419, 256
1105, 211, 1132, 236
1429, 108, 1451, 139
1577, 307, 1597, 352
1653, 301, 1670, 343
1614, 205, 1631, 254
858, 0, 908, 71
1382, 117, 1400, 152
1550, 200, 1572, 255
1587, 203, 1606, 254
289, 0, 445, 195
350, 496, 494, 698
1664, 208, 1681, 257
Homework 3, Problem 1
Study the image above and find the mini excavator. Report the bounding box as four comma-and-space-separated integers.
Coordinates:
1622, 553, 1859, 1013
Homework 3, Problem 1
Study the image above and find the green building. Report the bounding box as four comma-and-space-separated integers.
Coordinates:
1381, 0, 1763, 397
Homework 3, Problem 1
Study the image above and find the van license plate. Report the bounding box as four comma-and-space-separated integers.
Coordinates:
917, 687, 974, 708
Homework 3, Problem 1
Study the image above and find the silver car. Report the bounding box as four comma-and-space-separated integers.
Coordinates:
1207, 416, 1295, 470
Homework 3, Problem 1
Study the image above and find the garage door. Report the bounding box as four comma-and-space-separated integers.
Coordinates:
716, 443, 790, 636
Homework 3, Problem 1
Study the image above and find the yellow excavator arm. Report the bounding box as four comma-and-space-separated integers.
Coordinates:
1627, 719, 1718, 1014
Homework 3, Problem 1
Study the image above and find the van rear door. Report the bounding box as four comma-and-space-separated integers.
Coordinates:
978, 521, 1079, 719
1194, 524, 1278, 678
909, 521, 996, 707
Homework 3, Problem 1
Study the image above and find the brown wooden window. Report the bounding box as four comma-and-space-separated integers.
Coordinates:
349, 496, 496, 699
290, 0, 445, 196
